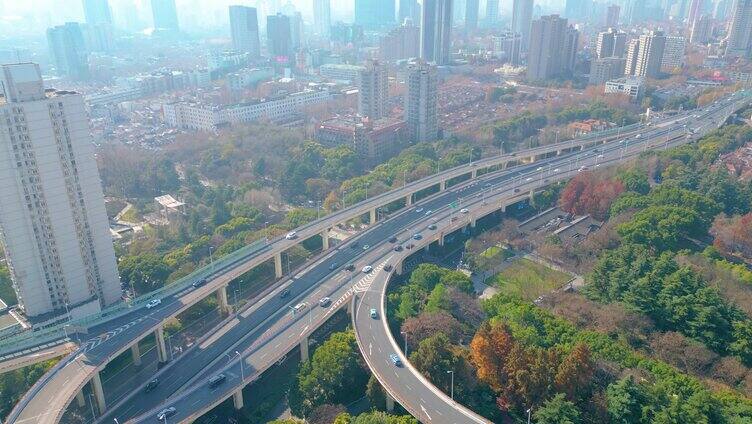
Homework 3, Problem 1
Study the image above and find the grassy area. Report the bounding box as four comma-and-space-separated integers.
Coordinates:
119, 205, 141, 223
480, 245, 515, 261
490, 258, 571, 300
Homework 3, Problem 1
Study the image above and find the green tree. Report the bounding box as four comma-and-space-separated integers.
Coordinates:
533, 393, 581, 424
617, 206, 702, 251
425, 283, 451, 313
118, 253, 171, 294
410, 333, 460, 394
617, 169, 650, 195
606, 377, 649, 424
350, 411, 418, 424
289, 331, 368, 417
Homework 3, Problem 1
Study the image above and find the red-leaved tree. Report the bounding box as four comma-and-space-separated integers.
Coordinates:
559, 172, 624, 220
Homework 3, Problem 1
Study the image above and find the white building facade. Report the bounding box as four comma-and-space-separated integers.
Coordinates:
0, 63, 121, 320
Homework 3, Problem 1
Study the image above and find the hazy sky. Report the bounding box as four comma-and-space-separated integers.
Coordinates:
0, 0, 564, 41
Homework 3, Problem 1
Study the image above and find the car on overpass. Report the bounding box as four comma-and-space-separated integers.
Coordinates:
389, 353, 403, 367
157, 407, 176, 421
145, 299, 161, 309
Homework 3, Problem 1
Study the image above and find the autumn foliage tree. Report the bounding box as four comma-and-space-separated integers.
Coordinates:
711, 213, 752, 260
470, 323, 595, 414
559, 172, 624, 220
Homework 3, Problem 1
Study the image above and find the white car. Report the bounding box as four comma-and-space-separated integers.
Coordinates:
145, 299, 162, 309
293, 302, 307, 313
460, 208, 469, 214
362, 265, 373, 273
285, 231, 297, 240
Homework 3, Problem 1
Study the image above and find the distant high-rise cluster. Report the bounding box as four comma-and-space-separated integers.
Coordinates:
355, 0, 396, 28
725, 0, 752, 57
420, 0, 454, 65
590, 27, 627, 85
690, 14, 711, 45
229, 6, 260, 58
486, 0, 500, 25
465, 0, 479, 31
625, 30, 666, 78
399, 0, 421, 25
83, 0, 113, 26
596, 28, 627, 59
267, 13, 292, 61
46, 23, 89, 80
512, 0, 534, 51
526, 15, 579, 81
379, 21, 420, 62
0, 63, 121, 320
605, 4, 620, 28
313, 0, 331, 36
151, 0, 179, 32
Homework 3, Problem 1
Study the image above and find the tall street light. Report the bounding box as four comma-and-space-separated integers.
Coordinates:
447, 370, 454, 400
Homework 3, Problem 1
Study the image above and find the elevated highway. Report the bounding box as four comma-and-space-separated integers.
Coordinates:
6, 91, 749, 424
111, 93, 750, 423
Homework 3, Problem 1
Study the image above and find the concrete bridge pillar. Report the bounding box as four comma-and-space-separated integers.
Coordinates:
439, 180, 446, 191
369, 208, 377, 225
471, 169, 477, 179
470, 218, 477, 228
346, 297, 354, 317
217, 285, 230, 315
529, 189, 535, 200
274, 252, 283, 278
386, 393, 395, 412
91, 371, 106, 414
232, 389, 244, 410
405, 194, 412, 206
321, 229, 330, 250
155, 326, 168, 363
395, 261, 403, 276
131, 342, 142, 367
438, 233, 445, 246
300, 336, 310, 362
75, 389, 85, 408
501, 203, 507, 213
529, 155, 536, 163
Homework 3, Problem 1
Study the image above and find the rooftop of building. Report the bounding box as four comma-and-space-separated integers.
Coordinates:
318, 115, 405, 133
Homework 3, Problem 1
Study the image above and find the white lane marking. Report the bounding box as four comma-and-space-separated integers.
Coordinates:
369, 342, 372, 356
421, 405, 432, 421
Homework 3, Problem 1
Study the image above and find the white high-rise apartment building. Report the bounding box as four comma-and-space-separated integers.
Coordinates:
633, 31, 666, 78
358, 60, 389, 120
0, 63, 121, 320
404, 60, 438, 143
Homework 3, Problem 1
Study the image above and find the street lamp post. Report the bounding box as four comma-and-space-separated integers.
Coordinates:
447, 370, 454, 400
527, 407, 532, 424
400, 331, 408, 355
